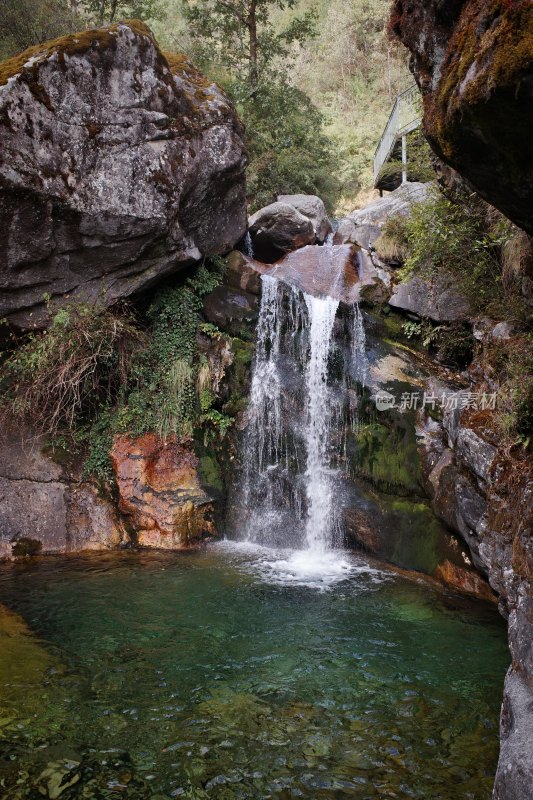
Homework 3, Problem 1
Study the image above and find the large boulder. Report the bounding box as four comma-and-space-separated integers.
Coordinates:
334, 183, 429, 253
111, 433, 216, 549
0, 21, 247, 330
349, 182, 429, 229
202, 250, 260, 331
248, 201, 315, 262
277, 194, 331, 242
390, 1, 533, 234
248, 243, 362, 304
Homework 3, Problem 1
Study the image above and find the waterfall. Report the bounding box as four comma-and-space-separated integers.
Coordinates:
240, 276, 284, 519
244, 231, 254, 259
351, 302, 369, 387
237, 273, 367, 556
303, 294, 339, 552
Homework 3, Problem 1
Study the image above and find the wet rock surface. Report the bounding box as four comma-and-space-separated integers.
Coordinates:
249, 243, 362, 304
0, 21, 247, 330
111, 433, 216, 548
390, 1, 533, 234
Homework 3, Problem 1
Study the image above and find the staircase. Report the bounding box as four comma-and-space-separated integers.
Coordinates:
374, 84, 422, 192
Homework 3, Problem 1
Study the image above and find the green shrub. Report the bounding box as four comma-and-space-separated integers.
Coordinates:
120, 260, 226, 440
377, 129, 435, 187
0, 258, 235, 481
376, 214, 410, 263
400, 318, 475, 368
435, 324, 475, 368
235, 81, 342, 213
401, 320, 422, 339
498, 336, 533, 441
394, 185, 515, 313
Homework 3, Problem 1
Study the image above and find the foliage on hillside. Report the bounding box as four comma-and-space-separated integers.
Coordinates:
287, 0, 411, 206
166, 0, 413, 209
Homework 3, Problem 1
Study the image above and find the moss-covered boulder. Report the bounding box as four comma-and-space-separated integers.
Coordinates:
390, 0, 533, 235
0, 21, 247, 329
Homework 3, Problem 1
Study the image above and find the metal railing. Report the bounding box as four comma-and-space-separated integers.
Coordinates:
374, 84, 422, 184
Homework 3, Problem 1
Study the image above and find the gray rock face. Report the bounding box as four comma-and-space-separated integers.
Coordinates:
0, 22, 247, 330
0, 427, 127, 558
334, 219, 381, 251
277, 194, 331, 242
389, 274, 471, 322
248, 201, 316, 262
495, 668, 533, 800
417, 405, 533, 800
455, 427, 497, 483
349, 182, 430, 227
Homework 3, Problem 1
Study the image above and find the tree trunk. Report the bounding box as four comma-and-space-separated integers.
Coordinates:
247, 0, 258, 94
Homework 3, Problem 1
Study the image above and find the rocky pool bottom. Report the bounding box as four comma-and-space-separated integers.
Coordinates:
0, 544, 509, 800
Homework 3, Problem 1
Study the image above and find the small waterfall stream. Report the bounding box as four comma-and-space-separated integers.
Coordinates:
302, 294, 339, 552
238, 272, 368, 559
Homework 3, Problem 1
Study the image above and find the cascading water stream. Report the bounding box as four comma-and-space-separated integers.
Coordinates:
237, 271, 368, 566
302, 294, 339, 552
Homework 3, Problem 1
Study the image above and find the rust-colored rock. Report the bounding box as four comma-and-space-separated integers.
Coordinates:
434, 559, 497, 603
251, 244, 362, 304
111, 434, 215, 549
390, 0, 533, 234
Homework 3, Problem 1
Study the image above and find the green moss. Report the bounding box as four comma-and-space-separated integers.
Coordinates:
349, 413, 422, 497
11, 537, 42, 557
355, 489, 462, 576
431, 1, 533, 160
0, 20, 155, 87
223, 337, 254, 416
199, 455, 224, 493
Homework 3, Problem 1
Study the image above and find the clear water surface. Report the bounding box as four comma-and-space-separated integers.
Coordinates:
0, 543, 509, 799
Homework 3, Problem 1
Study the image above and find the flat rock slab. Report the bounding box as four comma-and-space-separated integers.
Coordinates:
389, 274, 471, 322
349, 182, 430, 227
248, 244, 362, 305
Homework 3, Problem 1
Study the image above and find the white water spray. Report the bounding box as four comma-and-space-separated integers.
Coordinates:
302, 293, 339, 552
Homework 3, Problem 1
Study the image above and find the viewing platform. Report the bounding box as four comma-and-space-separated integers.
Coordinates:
374, 84, 422, 192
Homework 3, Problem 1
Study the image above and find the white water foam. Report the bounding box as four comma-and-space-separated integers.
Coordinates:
214, 541, 387, 591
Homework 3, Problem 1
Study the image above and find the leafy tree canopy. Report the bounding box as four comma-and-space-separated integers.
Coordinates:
182, 0, 317, 90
